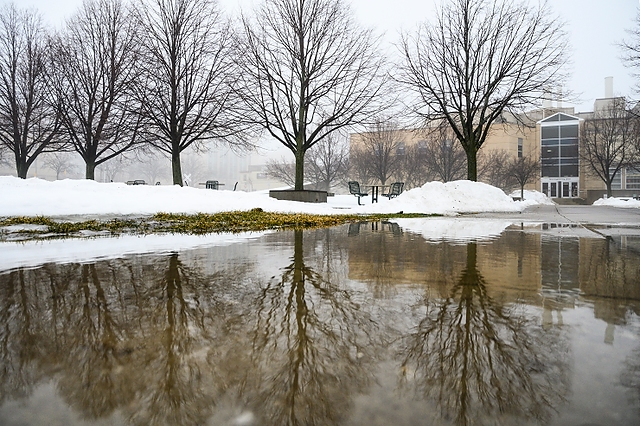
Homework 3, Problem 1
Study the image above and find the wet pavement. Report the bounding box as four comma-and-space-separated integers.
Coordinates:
473, 204, 640, 225
470, 204, 640, 238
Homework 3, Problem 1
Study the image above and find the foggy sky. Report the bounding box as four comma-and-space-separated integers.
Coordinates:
6, 0, 639, 113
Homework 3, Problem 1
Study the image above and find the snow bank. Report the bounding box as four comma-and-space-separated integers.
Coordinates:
509, 190, 556, 207
0, 176, 535, 217
365, 180, 524, 215
593, 196, 640, 208
0, 231, 269, 272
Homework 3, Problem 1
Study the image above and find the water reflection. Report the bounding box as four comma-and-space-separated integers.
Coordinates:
0, 224, 639, 425
398, 243, 569, 426
239, 230, 377, 425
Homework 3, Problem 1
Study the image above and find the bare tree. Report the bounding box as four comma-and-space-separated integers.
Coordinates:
422, 124, 467, 183
52, 0, 143, 180
136, 153, 169, 185
395, 144, 431, 189
348, 145, 372, 186
239, 0, 387, 191
399, 0, 568, 181
41, 152, 79, 179
352, 118, 405, 186
478, 149, 512, 189
580, 98, 639, 197
135, 0, 250, 186
96, 154, 129, 182
0, 5, 64, 178
179, 153, 208, 186
304, 132, 350, 191
507, 155, 540, 200
265, 157, 296, 188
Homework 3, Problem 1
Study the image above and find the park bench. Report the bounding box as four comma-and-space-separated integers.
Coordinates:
199, 180, 226, 190
348, 181, 368, 205
383, 182, 404, 199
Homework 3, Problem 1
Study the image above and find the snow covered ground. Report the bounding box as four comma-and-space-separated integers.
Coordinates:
0, 176, 547, 217
1, 176, 628, 273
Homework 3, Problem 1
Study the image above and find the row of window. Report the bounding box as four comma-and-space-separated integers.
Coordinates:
541, 125, 579, 139
542, 165, 579, 177
611, 168, 640, 190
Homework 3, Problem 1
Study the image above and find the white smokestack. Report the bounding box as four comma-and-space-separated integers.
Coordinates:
542, 88, 552, 108
605, 76, 613, 98
557, 87, 562, 108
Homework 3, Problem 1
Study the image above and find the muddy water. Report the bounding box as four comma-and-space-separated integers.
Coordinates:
0, 221, 639, 426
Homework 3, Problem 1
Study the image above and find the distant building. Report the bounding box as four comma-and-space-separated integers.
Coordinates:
349, 78, 640, 201
238, 164, 288, 192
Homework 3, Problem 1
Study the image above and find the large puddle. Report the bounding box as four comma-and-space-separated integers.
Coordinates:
1, 220, 639, 425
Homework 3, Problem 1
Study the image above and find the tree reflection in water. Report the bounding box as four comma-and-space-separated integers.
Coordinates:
241, 229, 378, 426
398, 243, 570, 426
0, 230, 379, 426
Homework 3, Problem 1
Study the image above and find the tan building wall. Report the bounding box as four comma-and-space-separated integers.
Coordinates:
349, 119, 539, 192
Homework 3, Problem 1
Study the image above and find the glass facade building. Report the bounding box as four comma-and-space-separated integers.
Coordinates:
539, 113, 581, 198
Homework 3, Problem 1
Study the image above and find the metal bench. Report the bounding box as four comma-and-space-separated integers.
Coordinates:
382, 182, 404, 199
348, 181, 368, 205
205, 180, 220, 190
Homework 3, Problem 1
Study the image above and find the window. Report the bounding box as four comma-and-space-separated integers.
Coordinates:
417, 140, 427, 156
560, 125, 578, 138
611, 168, 622, 189
396, 142, 406, 156
626, 167, 640, 189
542, 127, 559, 139
517, 138, 523, 158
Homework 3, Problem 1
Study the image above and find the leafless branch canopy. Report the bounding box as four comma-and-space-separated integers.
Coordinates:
0, 5, 64, 178
53, 0, 142, 179
240, 0, 387, 190
135, 0, 250, 185
266, 132, 349, 191
420, 124, 467, 183
399, 0, 568, 180
351, 118, 405, 186
304, 132, 350, 191
580, 98, 640, 196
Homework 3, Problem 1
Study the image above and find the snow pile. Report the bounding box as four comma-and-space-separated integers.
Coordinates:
365, 180, 523, 215
0, 176, 534, 217
509, 190, 556, 207
593, 196, 640, 208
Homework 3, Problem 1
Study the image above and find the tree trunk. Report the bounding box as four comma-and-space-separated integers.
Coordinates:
172, 150, 183, 186
85, 160, 96, 180
606, 182, 612, 198
465, 147, 478, 181
520, 185, 525, 200
16, 158, 28, 179
294, 149, 305, 191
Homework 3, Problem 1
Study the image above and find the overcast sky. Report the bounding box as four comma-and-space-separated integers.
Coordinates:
5, 0, 639, 113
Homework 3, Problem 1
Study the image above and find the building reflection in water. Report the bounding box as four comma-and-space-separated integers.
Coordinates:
0, 223, 639, 425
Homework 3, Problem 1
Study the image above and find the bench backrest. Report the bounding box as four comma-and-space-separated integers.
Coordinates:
390, 182, 404, 195
348, 181, 361, 194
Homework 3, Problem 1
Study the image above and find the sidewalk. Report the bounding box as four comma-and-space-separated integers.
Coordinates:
469, 204, 640, 238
